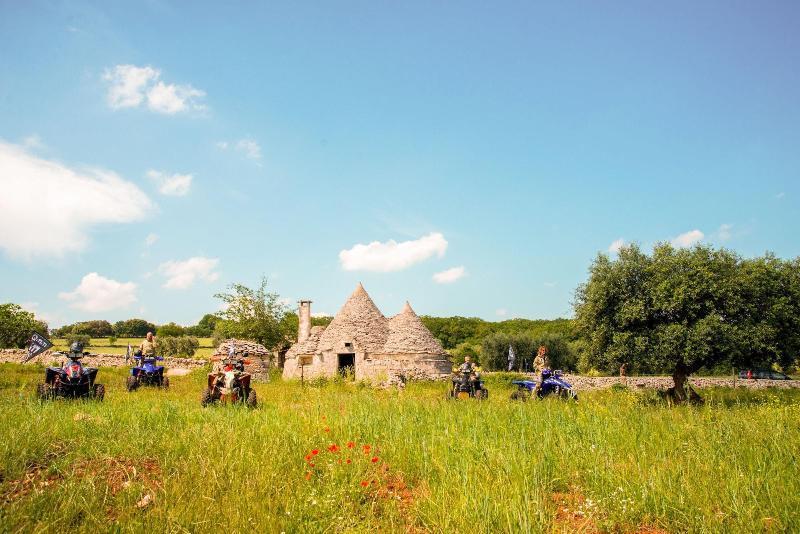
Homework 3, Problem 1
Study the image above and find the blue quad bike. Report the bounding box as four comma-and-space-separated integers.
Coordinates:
36, 342, 105, 401
511, 369, 577, 401
126, 352, 169, 391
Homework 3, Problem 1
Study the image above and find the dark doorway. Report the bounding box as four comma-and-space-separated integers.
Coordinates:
337, 353, 355, 378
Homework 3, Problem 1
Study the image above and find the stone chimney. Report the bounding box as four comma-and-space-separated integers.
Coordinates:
298, 300, 312, 342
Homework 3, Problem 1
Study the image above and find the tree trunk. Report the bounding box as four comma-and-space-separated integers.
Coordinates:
664, 361, 704, 405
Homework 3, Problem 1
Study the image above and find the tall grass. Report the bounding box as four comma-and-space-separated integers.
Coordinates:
0, 364, 798, 532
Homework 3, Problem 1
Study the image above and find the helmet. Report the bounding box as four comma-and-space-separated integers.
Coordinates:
70, 341, 84, 353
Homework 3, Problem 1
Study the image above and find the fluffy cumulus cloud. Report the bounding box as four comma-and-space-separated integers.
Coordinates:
433, 266, 466, 284
0, 141, 152, 260
147, 170, 193, 196
608, 238, 625, 254
59, 273, 137, 312
339, 232, 448, 272
103, 64, 205, 115
671, 229, 704, 248
158, 257, 220, 289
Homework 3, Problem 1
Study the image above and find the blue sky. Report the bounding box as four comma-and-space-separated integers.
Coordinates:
1, 1, 798, 328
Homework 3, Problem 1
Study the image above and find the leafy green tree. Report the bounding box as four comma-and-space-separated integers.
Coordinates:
213, 277, 292, 349
186, 314, 219, 337
157, 336, 199, 357
112, 319, 158, 337
0, 303, 48, 348
574, 244, 800, 402
109, 336, 117, 347
157, 322, 187, 337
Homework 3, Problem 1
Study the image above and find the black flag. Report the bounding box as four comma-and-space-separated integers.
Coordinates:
24, 332, 53, 363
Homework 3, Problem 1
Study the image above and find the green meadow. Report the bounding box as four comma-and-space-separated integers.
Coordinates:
0, 363, 798, 533
50, 338, 216, 359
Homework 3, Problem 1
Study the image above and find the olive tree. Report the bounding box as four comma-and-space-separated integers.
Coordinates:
574, 244, 800, 402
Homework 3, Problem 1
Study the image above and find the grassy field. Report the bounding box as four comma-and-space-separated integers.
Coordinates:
0, 365, 798, 533
51, 338, 216, 358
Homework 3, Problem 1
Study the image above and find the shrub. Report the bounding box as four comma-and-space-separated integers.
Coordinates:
158, 336, 199, 357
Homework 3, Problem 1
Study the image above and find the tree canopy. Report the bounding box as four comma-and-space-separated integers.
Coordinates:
213, 277, 293, 349
0, 303, 48, 349
574, 243, 800, 397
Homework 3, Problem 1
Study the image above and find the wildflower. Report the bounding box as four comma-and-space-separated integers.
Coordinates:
371, 457, 379, 463
324, 427, 331, 433
328, 444, 340, 453
347, 441, 355, 449
346, 458, 352, 464
360, 480, 369, 487
305, 472, 312, 480
309, 463, 315, 467
322, 416, 327, 421
311, 449, 319, 456
304, 454, 312, 462
363, 444, 371, 453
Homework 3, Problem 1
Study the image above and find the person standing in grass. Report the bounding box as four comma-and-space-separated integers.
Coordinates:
139, 331, 157, 357
533, 346, 548, 375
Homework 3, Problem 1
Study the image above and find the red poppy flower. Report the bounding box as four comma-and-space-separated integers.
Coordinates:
371, 457, 379, 463
311, 449, 319, 456
309, 463, 315, 467
324, 427, 331, 433
304, 454, 312, 462
360, 480, 369, 487
362, 444, 371, 453
322, 416, 327, 421
346, 458, 352, 464
347, 441, 355, 449
337, 459, 342, 465
305, 472, 312, 480
327, 444, 340, 453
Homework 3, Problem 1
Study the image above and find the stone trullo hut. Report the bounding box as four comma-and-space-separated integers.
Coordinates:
282, 284, 451, 382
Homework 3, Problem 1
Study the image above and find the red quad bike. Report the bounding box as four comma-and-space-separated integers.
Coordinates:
37, 342, 105, 401
201, 354, 257, 408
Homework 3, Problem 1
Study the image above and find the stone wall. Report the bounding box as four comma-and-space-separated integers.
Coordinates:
558, 374, 800, 391
0, 349, 207, 370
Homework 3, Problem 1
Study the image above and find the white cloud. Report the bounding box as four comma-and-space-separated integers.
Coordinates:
102, 64, 205, 115
103, 65, 159, 109
59, 272, 137, 312
0, 141, 152, 260
147, 170, 193, 196
145, 233, 159, 246
147, 81, 206, 114
339, 232, 448, 272
217, 138, 263, 163
717, 224, 733, 241
608, 238, 625, 254
433, 266, 466, 284
671, 229, 704, 248
496, 308, 508, 317
158, 257, 220, 289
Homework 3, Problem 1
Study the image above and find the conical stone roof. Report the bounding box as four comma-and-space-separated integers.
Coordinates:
317, 283, 389, 353
286, 326, 325, 358
383, 302, 446, 355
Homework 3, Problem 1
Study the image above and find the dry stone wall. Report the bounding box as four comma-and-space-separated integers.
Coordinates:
0, 349, 207, 370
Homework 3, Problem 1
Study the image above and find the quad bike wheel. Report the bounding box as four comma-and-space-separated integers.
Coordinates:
510, 390, 529, 401
200, 388, 213, 407
561, 389, 578, 402
475, 389, 488, 400
93, 383, 106, 401
246, 389, 257, 409
36, 382, 52, 400
162, 376, 170, 389
457, 391, 470, 400
126, 376, 139, 392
